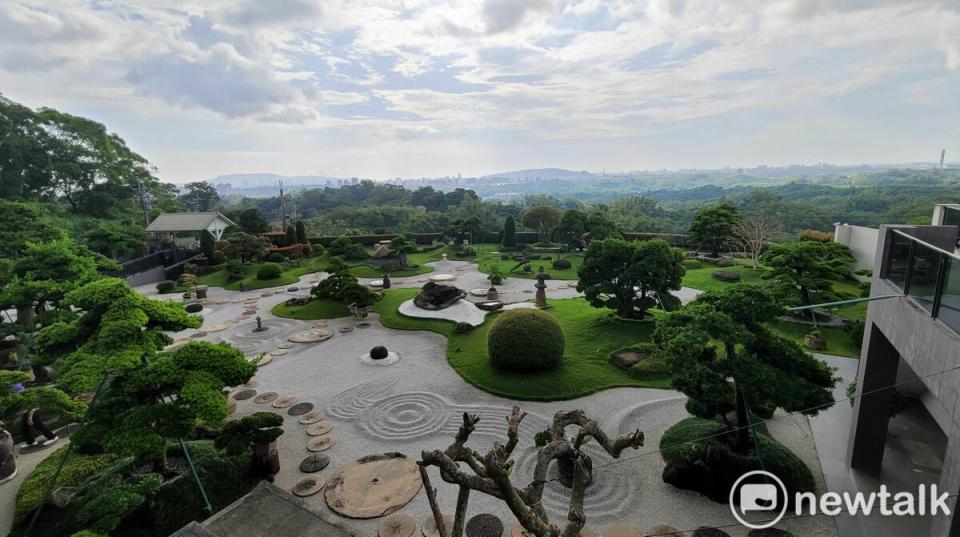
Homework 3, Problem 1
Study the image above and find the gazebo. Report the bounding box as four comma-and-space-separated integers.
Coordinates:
145, 211, 236, 241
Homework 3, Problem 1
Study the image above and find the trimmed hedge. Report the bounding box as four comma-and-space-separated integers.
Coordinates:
256, 262, 282, 280
309, 233, 443, 246
487, 309, 565, 371
660, 417, 814, 503
155, 280, 176, 293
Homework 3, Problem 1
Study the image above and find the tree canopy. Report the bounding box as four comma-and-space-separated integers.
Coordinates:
762, 240, 856, 306
655, 284, 837, 450
522, 205, 563, 243
688, 203, 742, 257
576, 238, 685, 318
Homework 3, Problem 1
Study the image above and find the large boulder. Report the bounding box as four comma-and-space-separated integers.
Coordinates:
413, 282, 466, 310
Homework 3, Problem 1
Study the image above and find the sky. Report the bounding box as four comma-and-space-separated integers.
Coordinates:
1, 0, 959, 183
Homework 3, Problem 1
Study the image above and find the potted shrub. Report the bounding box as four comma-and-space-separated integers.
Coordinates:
488, 263, 505, 285
804, 330, 826, 350
215, 412, 284, 477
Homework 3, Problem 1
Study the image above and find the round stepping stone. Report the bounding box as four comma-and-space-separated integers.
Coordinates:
254, 392, 279, 404
380, 513, 417, 537
557, 284, 569, 290
232, 389, 257, 401
201, 321, 233, 332
272, 395, 297, 408
338, 326, 353, 333
299, 411, 324, 424
429, 274, 456, 282
242, 309, 257, 315
261, 291, 273, 297
324, 454, 421, 519
300, 453, 330, 473
269, 349, 288, 356
288, 402, 314, 416
356, 322, 371, 329
312, 320, 328, 326
604, 524, 639, 537
422, 514, 454, 537
307, 422, 333, 436
279, 342, 296, 349
292, 475, 326, 497
288, 328, 333, 343
190, 331, 208, 338
287, 286, 299, 292
467, 514, 503, 537
307, 435, 336, 452
254, 354, 273, 367
239, 380, 260, 389
470, 288, 489, 297
370, 280, 384, 287
645, 526, 682, 537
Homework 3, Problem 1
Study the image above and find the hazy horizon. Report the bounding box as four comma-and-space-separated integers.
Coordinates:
2, 0, 958, 183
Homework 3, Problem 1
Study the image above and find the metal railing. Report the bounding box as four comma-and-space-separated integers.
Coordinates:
882, 229, 960, 335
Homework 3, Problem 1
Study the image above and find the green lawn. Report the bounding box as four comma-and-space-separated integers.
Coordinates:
476, 251, 586, 281
348, 264, 433, 278
195, 256, 330, 291
272, 297, 351, 319
372, 288, 670, 400
769, 320, 860, 358
680, 259, 770, 292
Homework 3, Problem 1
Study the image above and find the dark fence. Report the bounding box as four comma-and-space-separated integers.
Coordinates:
120, 251, 170, 277
309, 233, 443, 246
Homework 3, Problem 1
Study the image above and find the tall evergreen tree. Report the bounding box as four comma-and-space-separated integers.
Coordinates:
502, 215, 517, 247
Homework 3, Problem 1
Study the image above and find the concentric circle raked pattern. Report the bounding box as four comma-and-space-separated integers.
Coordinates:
327, 377, 398, 421
360, 392, 452, 441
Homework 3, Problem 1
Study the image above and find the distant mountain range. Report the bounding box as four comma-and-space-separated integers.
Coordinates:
481, 168, 594, 180
210, 173, 344, 188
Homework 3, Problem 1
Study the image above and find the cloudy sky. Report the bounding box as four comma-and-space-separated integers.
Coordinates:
1, 0, 958, 182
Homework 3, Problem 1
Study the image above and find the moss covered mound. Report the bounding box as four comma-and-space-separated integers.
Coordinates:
487, 309, 565, 371
660, 417, 814, 503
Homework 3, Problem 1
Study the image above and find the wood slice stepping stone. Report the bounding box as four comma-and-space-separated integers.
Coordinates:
299, 411, 324, 424
279, 342, 296, 349
272, 395, 297, 408
288, 402, 314, 416
356, 322, 371, 329
307, 435, 336, 452
201, 322, 231, 333
380, 513, 416, 537
338, 327, 353, 333
422, 514, 454, 537
300, 453, 330, 473
242, 309, 257, 315
307, 422, 333, 436
232, 389, 257, 401
324, 453, 422, 519
190, 331, 208, 338
312, 320, 328, 327
467, 514, 503, 537
604, 524, 640, 537
239, 380, 260, 389
288, 328, 333, 343
645, 526, 682, 537
261, 292, 273, 297
254, 392, 279, 404
254, 354, 273, 367
292, 475, 326, 497
269, 349, 288, 356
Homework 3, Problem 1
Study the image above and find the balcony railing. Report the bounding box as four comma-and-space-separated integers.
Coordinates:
882, 229, 960, 335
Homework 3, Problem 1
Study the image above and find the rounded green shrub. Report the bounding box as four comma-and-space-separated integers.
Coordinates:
487, 309, 565, 371
267, 252, 285, 262
155, 280, 176, 293
209, 250, 226, 265
256, 263, 282, 280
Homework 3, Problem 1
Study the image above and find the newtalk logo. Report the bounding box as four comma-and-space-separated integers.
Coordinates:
729, 470, 951, 530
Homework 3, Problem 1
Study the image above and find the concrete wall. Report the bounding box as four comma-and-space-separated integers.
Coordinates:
834, 223, 880, 272
847, 224, 960, 536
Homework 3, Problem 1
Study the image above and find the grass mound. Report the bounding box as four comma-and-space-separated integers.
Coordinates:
272, 298, 351, 319
488, 309, 565, 371
660, 417, 814, 503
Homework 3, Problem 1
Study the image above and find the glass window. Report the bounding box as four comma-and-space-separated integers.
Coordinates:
939, 257, 960, 335
885, 232, 912, 290
906, 244, 941, 313
943, 207, 960, 227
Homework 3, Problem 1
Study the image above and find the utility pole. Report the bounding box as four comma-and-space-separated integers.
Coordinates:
941, 149, 946, 170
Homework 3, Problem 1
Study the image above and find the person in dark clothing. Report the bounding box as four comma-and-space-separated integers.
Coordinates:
20, 408, 58, 448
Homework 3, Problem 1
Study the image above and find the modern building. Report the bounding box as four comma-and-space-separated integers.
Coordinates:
846, 221, 960, 535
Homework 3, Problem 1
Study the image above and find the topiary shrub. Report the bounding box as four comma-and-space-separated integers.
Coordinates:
155, 280, 176, 293
266, 252, 285, 262
487, 309, 565, 371
660, 417, 814, 504
711, 270, 741, 282
177, 273, 198, 286
682, 259, 704, 269
210, 250, 226, 265
552, 259, 572, 270
256, 263, 282, 280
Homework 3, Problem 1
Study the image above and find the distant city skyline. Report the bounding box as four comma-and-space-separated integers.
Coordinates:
2, 0, 958, 182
